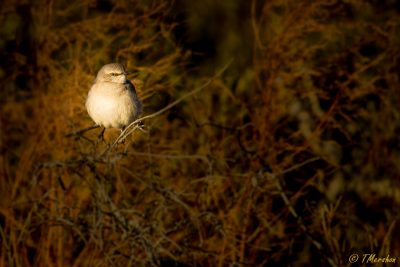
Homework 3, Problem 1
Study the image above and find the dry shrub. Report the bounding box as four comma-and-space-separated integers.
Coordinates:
246, 0, 400, 265
1, 0, 189, 266
1, 0, 400, 266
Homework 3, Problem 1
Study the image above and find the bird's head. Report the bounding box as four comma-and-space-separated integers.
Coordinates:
96, 63, 129, 84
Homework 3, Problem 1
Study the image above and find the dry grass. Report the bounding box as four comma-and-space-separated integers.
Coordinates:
1, 0, 400, 266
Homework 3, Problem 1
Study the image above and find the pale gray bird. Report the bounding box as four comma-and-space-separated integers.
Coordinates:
86, 63, 143, 130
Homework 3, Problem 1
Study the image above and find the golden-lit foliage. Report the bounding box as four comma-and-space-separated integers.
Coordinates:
1, 0, 400, 266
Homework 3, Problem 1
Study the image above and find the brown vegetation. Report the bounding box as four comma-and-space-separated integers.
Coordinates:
1, 0, 399, 266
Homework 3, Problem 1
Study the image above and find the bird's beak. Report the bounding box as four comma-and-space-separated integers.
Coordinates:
125, 71, 135, 75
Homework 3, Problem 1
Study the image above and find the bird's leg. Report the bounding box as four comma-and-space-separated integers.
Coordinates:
96, 127, 106, 143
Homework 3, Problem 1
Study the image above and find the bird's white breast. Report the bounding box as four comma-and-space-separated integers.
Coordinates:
86, 82, 140, 129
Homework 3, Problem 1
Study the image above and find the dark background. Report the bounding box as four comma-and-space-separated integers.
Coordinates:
1, 0, 400, 266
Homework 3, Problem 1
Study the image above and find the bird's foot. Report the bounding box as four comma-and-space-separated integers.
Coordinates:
137, 121, 147, 133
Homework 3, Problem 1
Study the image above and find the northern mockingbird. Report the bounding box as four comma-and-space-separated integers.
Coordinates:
86, 63, 143, 130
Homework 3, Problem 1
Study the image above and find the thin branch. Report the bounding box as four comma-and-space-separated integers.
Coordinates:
277, 157, 321, 175
65, 124, 100, 137
264, 157, 323, 251
104, 59, 234, 153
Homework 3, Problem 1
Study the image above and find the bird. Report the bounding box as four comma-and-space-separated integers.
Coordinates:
86, 63, 143, 131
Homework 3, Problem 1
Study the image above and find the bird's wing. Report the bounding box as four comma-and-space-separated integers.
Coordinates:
124, 80, 137, 94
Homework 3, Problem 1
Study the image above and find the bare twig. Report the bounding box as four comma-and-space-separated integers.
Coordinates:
65, 124, 100, 137
266, 157, 323, 251
103, 59, 234, 154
